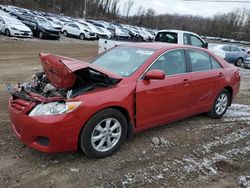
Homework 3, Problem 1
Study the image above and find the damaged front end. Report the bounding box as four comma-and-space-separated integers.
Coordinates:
6, 53, 122, 115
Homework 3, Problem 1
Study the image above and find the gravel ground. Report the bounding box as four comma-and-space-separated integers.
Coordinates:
0, 36, 250, 188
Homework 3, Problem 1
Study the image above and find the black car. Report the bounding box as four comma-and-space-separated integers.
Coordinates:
17, 15, 60, 39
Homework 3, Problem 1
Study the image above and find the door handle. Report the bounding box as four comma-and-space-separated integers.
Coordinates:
218, 72, 224, 77
182, 79, 189, 85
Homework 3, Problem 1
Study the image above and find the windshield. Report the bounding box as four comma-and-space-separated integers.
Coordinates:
91, 47, 155, 77
155, 32, 178, 43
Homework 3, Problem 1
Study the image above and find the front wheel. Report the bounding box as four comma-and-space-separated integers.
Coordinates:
79, 33, 85, 40
207, 89, 230, 119
79, 109, 128, 158
5, 29, 11, 36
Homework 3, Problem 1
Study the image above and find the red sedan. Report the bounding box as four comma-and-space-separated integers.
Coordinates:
7, 43, 240, 158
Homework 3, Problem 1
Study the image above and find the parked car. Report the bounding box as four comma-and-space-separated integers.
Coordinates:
155, 30, 208, 48
243, 57, 250, 68
77, 19, 106, 39
96, 26, 112, 39
17, 15, 60, 39
114, 27, 130, 39
62, 22, 96, 40
0, 15, 32, 37
210, 45, 248, 67
7, 43, 240, 158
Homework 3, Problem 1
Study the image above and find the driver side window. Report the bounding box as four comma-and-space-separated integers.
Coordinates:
149, 49, 187, 76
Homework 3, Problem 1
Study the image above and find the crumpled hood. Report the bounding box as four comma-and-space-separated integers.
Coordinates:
39, 53, 122, 89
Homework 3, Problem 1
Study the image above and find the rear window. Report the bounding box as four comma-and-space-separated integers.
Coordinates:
155, 32, 178, 44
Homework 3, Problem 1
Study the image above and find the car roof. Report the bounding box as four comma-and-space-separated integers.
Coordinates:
121, 42, 198, 51
158, 29, 198, 35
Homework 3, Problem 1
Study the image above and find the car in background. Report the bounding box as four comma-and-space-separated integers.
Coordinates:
114, 27, 130, 39
155, 30, 208, 49
0, 15, 32, 37
96, 26, 112, 39
210, 45, 248, 67
7, 43, 240, 158
62, 22, 96, 40
243, 48, 250, 68
77, 19, 105, 38
19, 16, 60, 39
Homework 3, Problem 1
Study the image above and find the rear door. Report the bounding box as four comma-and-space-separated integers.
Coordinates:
186, 49, 224, 115
136, 49, 191, 129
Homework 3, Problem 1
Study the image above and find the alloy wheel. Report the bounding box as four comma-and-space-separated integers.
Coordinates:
215, 93, 228, 115
91, 118, 121, 152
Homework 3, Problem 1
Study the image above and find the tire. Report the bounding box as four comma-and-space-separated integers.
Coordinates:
80, 33, 85, 40
79, 108, 128, 158
63, 30, 68, 37
38, 32, 43, 39
207, 89, 230, 119
235, 58, 243, 67
5, 29, 11, 36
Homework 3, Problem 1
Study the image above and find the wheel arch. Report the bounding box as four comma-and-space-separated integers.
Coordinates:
224, 86, 233, 106
77, 106, 134, 151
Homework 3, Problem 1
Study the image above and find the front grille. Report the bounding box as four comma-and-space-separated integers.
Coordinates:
90, 32, 95, 36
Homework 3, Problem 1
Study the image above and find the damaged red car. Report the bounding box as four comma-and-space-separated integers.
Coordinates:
7, 43, 240, 158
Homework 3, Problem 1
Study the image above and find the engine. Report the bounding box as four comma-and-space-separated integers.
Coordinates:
22, 72, 67, 98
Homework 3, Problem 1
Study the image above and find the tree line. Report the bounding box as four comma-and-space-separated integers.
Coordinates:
1, 0, 250, 40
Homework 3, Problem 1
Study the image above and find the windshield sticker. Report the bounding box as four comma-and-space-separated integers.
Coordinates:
135, 50, 154, 56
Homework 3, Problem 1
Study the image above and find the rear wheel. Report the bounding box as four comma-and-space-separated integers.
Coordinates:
5, 29, 11, 36
79, 108, 127, 158
80, 33, 85, 40
207, 89, 230, 119
235, 58, 243, 67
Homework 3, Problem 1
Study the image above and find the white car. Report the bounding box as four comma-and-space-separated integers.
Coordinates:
96, 26, 112, 39
62, 22, 96, 40
114, 27, 130, 39
0, 15, 32, 37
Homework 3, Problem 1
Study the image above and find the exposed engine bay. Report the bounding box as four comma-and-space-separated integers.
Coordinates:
9, 68, 119, 101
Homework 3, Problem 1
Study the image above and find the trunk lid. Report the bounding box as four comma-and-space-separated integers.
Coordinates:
39, 53, 122, 89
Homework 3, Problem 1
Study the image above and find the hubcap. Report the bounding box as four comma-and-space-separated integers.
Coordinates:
91, 118, 121, 152
215, 93, 228, 115
80, 34, 84, 40
39, 32, 43, 38
237, 59, 242, 66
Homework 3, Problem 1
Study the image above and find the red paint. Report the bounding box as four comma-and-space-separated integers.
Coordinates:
8, 44, 240, 153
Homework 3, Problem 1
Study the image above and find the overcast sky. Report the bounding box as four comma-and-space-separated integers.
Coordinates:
118, 0, 249, 17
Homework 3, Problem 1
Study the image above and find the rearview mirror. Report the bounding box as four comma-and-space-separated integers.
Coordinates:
145, 70, 165, 80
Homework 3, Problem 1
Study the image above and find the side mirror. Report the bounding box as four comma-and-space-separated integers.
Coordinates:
203, 42, 208, 49
144, 70, 165, 80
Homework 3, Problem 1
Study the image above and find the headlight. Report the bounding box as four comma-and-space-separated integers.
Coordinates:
29, 101, 81, 116
11, 27, 18, 31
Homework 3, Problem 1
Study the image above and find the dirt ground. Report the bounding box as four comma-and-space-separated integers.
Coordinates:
0, 36, 250, 188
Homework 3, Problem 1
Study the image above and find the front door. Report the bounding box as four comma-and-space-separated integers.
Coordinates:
136, 49, 191, 129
